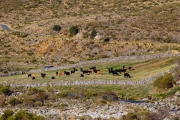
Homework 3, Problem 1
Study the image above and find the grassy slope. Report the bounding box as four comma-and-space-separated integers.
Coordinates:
0, 57, 177, 84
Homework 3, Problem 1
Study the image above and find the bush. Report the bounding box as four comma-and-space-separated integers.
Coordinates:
90, 29, 97, 39
0, 110, 14, 120
69, 26, 78, 36
14, 110, 45, 120
153, 73, 174, 90
0, 86, 12, 96
9, 97, 20, 106
53, 25, 61, 31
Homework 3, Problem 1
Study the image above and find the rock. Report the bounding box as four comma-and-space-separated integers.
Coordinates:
174, 91, 180, 100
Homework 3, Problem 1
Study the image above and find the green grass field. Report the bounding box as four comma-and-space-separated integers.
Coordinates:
0, 57, 177, 84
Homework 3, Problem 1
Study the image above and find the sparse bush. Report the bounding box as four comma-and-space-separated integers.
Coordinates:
0, 86, 12, 96
23, 98, 35, 107
69, 26, 78, 36
90, 29, 97, 39
14, 110, 45, 120
9, 97, 20, 106
34, 101, 43, 107
82, 32, 89, 39
53, 25, 61, 31
153, 73, 174, 90
59, 103, 68, 110
0, 109, 14, 120
27, 88, 38, 95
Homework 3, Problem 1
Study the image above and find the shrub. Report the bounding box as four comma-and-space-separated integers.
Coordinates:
23, 98, 35, 107
34, 101, 43, 107
14, 110, 45, 120
69, 26, 78, 36
9, 97, 20, 106
27, 88, 38, 95
0, 110, 14, 120
153, 73, 174, 90
0, 86, 12, 96
82, 32, 89, 39
53, 25, 61, 31
90, 29, 97, 39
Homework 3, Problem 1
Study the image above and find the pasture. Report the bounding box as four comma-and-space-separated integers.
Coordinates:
0, 57, 177, 84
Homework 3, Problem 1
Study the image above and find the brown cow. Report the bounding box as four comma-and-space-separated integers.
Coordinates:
58, 71, 64, 76
97, 70, 102, 75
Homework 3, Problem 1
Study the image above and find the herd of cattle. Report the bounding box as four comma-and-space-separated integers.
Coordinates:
26, 66, 132, 80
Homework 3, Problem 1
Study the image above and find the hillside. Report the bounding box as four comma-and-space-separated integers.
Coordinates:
0, 0, 180, 73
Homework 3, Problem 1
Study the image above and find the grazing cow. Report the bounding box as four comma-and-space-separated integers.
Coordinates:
108, 68, 120, 76
80, 74, 84, 77
27, 74, 31, 78
64, 71, 70, 76
41, 73, 46, 78
89, 66, 96, 73
124, 73, 131, 78
32, 76, 35, 80
82, 70, 91, 74
128, 66, 132, 70
108, 68, 114, 74
71, 69, 76, 74
80, 68, 83, 72
94, 69, 101, 74
56, 72, 58, 76
51, 76, 55, 79
97, 70, 102, 75
116, 69, 127, 73
73, 68, 78, 71
112, 70, 119, 76
58, 71, 63, 76
123, 65, 125, 69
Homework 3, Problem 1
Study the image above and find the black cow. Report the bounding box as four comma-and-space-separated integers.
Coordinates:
41, 73, 46, 78
80, 74, 84, 77
71, 69, 76, 74
124, 73, 131, 78
89, 66, 96, 72
94, 69, 101, 74
27, 74, 31, 78
128, 66, 132, 70
56, 72, 58, 76
80, 68, 83, 72
112, 70, 119, 76
32, 76, 35, 80
73, 68, 78, 71
108, 68, 114, 74
51, 76, 55, 79
64, 71, 70, 76
82, 70, 91, 74
115, 69, 127, 73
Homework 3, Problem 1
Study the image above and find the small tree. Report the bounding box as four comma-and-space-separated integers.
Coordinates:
90, 29, 97, 39
69, 26, 78, 36
53, 25, 61, 31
